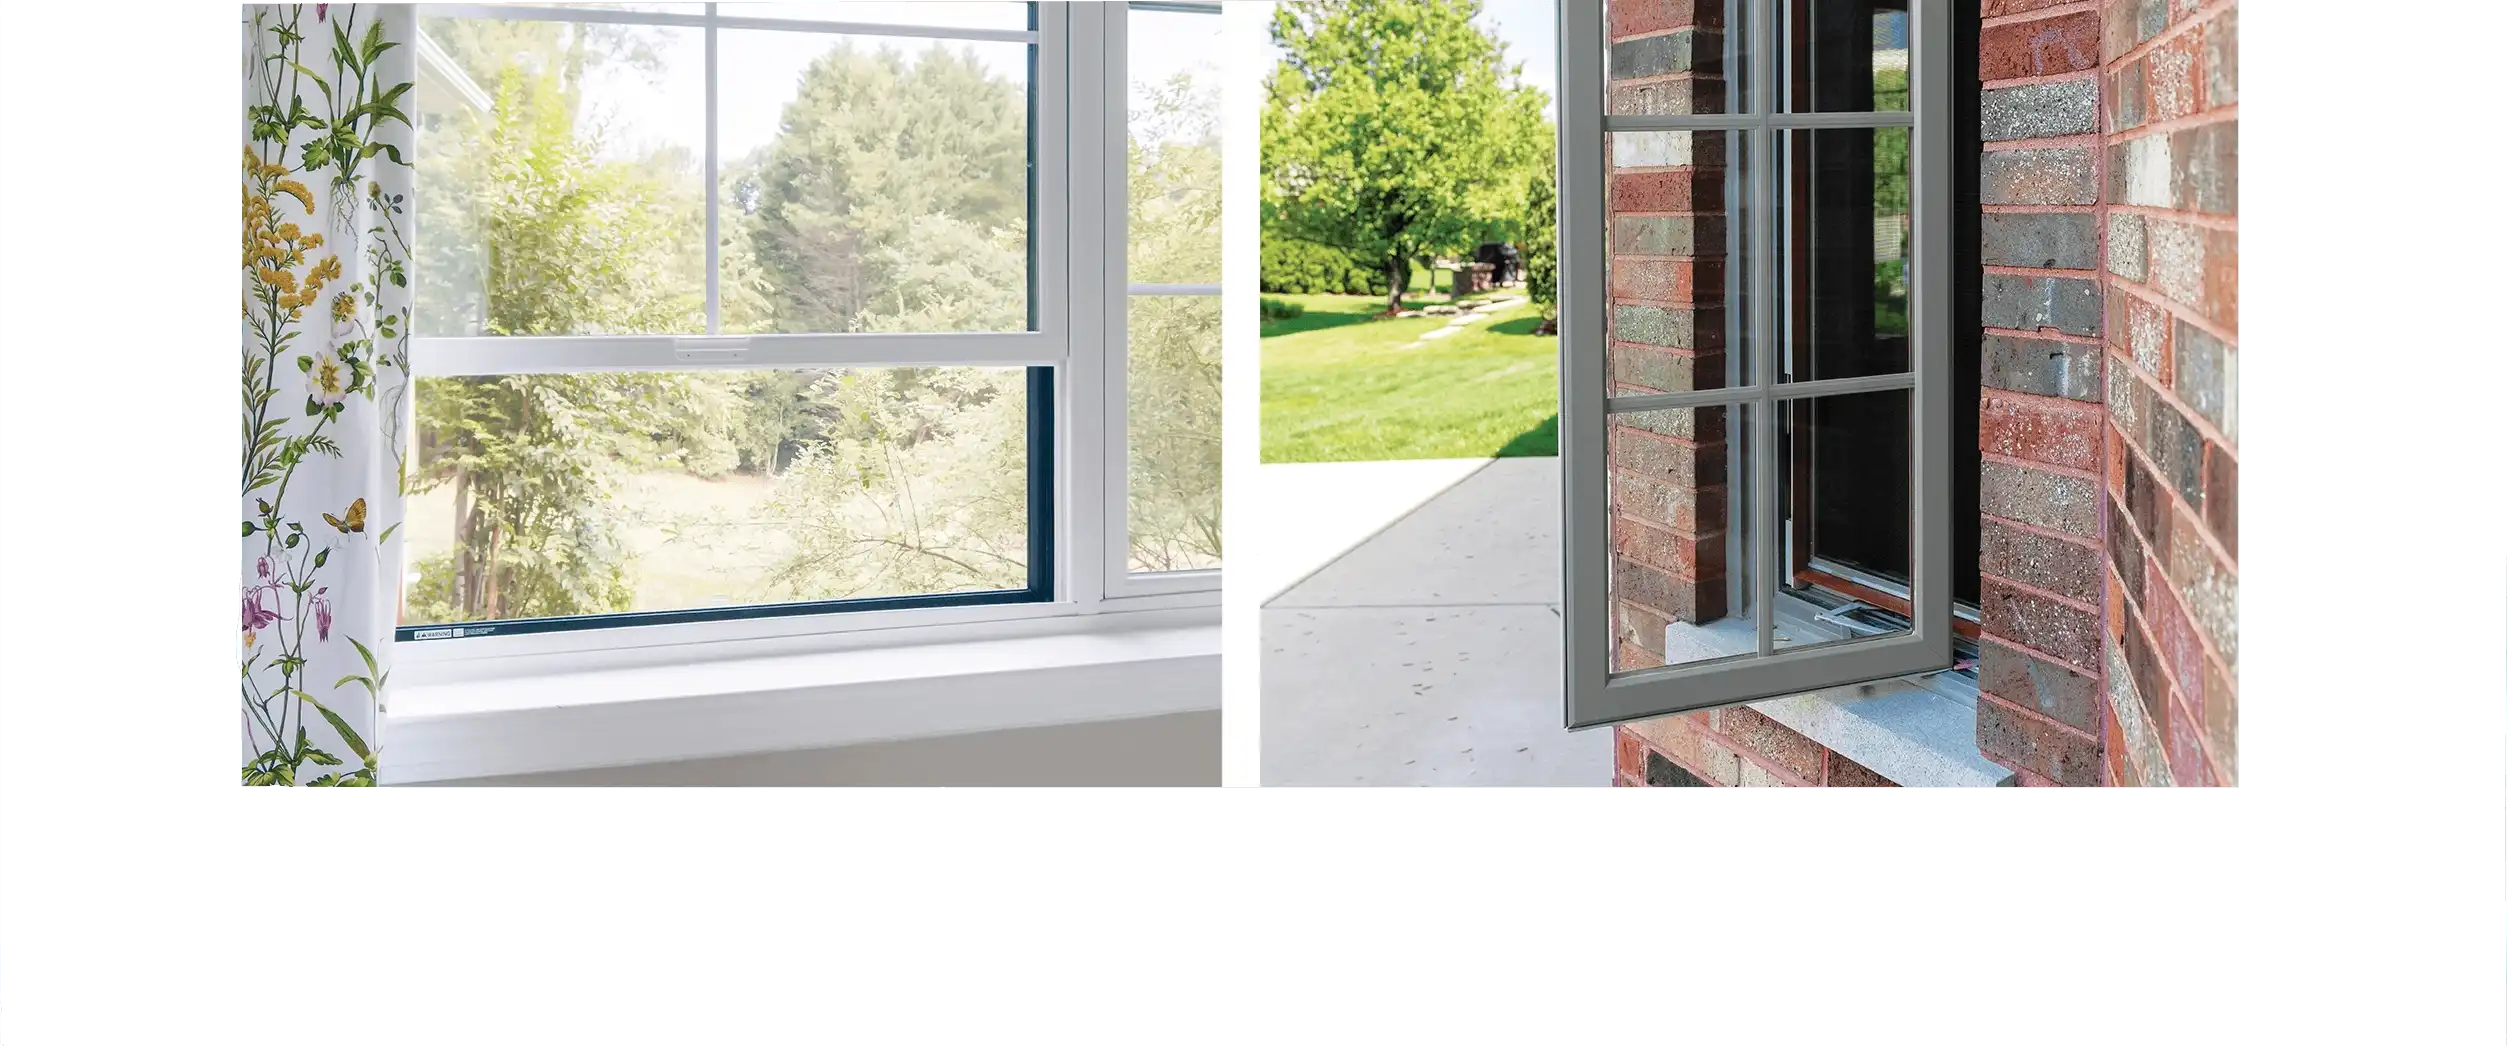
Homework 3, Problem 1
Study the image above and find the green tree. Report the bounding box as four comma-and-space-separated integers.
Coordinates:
1522, 163, 1557, 334
408, 21, 736, 622
1262, 0, 1549, 314
728, 42, 1028, 335
701, 40, 1039, 597
1126, 75, 1223, 572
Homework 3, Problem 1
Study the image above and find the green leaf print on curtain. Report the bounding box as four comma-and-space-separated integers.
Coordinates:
242, 4, 414, 786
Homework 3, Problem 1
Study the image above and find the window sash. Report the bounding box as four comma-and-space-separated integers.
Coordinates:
1560, 0, 1952, 729
1099, 1, 1221, 596
399, 1, 1088, 651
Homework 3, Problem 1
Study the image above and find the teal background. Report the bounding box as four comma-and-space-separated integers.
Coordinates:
9, 0, 2496, 1033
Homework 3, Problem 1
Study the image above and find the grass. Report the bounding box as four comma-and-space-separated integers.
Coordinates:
1261, 292, 1557, 463
404, 470, 792, 612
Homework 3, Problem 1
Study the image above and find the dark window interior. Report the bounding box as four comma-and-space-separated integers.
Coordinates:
1780, 0, 1981, 612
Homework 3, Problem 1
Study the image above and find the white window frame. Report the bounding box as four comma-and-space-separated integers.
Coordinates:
1098, 0, 1224, 599
398, 2, 1219, 681
1559, 0, 1952, 729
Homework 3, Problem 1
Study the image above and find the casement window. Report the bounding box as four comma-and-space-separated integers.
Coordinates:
1559, 0, 1957, 728
400, 2, 1219, 651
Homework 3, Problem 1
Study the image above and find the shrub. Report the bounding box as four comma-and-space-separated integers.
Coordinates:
1259, 297, 1305, 321
1261, 237, 1387, 296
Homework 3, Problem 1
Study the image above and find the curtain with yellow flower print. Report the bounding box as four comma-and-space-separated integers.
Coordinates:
242, 4, 413, 785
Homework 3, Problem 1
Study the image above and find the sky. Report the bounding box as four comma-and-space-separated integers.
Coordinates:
1258, 0, 1558, 118
516, 3, 1217, 163
427, 3, 1524, 165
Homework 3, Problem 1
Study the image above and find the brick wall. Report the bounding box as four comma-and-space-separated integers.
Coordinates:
1971, 0, 2110, 787
2095, 0, 2237, 786
1609, 0, 2236, 787
1605, 0, 1729, 672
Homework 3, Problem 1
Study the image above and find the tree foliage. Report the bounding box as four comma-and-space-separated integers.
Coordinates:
1261, 0, 1549, 313
1124, 75, 1224, 572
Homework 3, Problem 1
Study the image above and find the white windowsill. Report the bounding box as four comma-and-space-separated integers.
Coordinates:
382, 616, 1220, 784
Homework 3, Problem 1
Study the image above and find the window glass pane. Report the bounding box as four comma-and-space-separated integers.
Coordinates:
478, 3, 701, 13
736, 3, 1032, 32
1125, 4, 1222, 577
414, 17, 708, 337
402, 367, 1031, 626
1607, 129, 1748, 390
1778, 388, 1913, 653
1127, 6, 1221, 285
716, 29, 1033, 334
1608, 404, 1750, 675
1785, 0, 1909, 113
1604, 0, 1741, 114
1126, 295, 1221, 573
1780, 126, 1910, 382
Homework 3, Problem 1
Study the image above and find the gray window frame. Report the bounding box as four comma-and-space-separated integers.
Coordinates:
1560, 0, 1953, 729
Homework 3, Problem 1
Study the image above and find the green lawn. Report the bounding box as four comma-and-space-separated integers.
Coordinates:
1261, 292, 1557, 463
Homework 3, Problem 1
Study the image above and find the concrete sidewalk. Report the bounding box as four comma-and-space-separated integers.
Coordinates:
1246, 458, 1493, 602
1260, 457, 1609, 786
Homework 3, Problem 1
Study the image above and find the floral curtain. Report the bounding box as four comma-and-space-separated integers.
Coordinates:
242, 4, 414, 785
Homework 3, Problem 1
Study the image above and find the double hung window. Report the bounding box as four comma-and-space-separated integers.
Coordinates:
400, 2, 1218, 649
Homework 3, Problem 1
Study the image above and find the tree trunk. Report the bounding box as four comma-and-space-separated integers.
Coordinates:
1385, 256, 1408, 315
452, 469, 476, 616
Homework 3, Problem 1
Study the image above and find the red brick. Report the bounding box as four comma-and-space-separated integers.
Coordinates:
1712, 706, 1825, 783
1612, 427, 1726, 488
2143, 28, 2204, 123
1826, 753, 1897, 787
2103, 700, 2138, 787
2202, 446, 2236, 560
1977, 695, 2101, 787
1612, 468, 1725, 536
2165, 692, 2216, 787
2105, 423, 2127, 500
1980, 11, 2100, 81
1615, 554, 1724, 625
2201, 655, 2237, 784
1611, 257, 1722, 305
1608, 0, 1713, 39
1983, 0, 2074, 17
1616, 633, 1666, 671
2104, 566, 2128, 644
1613, 518, 1722, 581
2118, 608, 2171, 737
1615, 727, 1644, 778
2140, 560, 2208, 713
2205, 226, 2237, 331
1613, 169, 1723, 213
1980, 391, 2102, 471
1981, 518, 2102, 606
1982, 577, 2101, 671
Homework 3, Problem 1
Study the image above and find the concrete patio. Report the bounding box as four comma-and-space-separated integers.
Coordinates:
1260, 456, 1610, 786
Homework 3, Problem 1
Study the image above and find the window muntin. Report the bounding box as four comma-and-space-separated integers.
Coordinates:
1563, 0, 1950, 728
402, 2, 1058, 642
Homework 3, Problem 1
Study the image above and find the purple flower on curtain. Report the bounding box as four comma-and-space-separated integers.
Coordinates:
242, 585, 282, 647
312, 588, 334, 641
316, 5, 328, 22
256, 556, 272, 579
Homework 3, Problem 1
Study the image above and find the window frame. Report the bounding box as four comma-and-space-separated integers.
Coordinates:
1098, 0, 1224, 599
1560, 0, 1953, 729
397, 1, 1217, 672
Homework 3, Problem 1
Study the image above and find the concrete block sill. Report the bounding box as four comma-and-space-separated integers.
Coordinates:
382, 624, 1220, 785
1752, 676, 2017, 788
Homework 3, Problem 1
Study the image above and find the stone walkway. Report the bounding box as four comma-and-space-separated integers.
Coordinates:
1260, 457, 1610, 786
